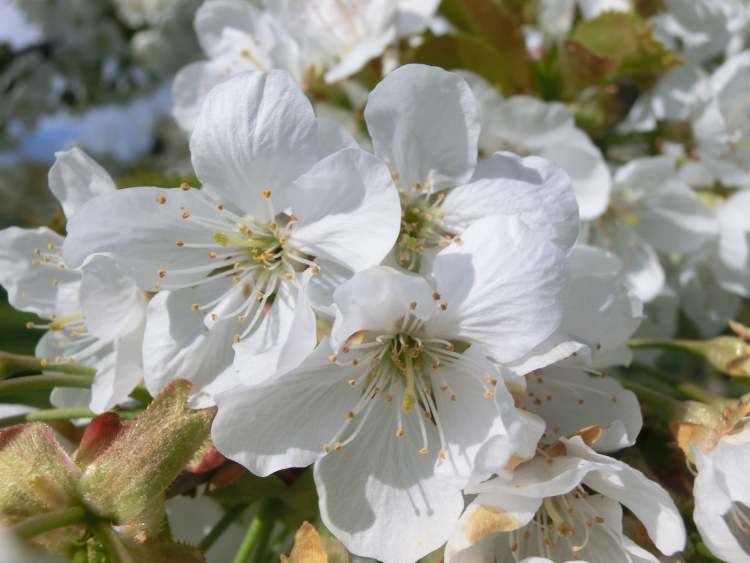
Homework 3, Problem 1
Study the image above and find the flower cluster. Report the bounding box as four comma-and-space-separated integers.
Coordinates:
1, 1, 750, 562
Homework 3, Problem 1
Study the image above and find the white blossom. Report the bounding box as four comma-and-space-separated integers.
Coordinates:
63, 70, 401, 404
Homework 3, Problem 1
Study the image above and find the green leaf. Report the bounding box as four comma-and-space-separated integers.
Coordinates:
563, 11, 681, 88
417, 0, 535, 94
410, 34, 530, 94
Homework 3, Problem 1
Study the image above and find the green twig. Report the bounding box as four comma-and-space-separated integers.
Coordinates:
0, 374, 94, 397
232, 499, 279, 563
92, 520, 132, 563
0, 351, 96, 379
199, 504, 248, 553
11, 506, 88, 540
0, 407, 142, 429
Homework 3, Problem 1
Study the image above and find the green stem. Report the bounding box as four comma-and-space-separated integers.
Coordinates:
92, 520, 133, 563
0, 351, 96, 379
12, 506, 88, 540
199, 504, 247, 553
231, 499, 279, 563
628, 338, 705, 356
619, 379, 682, 419
0, 407, 143, 429
0, 374, 93, 397
677, 382, 721, 404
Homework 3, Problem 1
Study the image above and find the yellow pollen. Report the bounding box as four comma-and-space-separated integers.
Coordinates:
262, 190, 272, 199
418, 447, 428, 455
438, 450, 446, 460
334, 442, 342, 451
234, 335, 241, 344
158, 270, 167, 279
323, 443, 332, 453
180, 182, 191, 191
181, 211, 190, 219
395, 428, 405, 438
347, 411, 355, 419
439, 302, 448, 311
216, 203, 225, 211
409, 301, 417, 310
483, 390, 494, 399
210, 313, 218, 321
347, 378, 357, 386
311, 265, 320, 275
175, 240, 185, 247
351, 358, 360, 366
191, 303, 199, 311
208, 251, 217, 259
157, 196, 167, 204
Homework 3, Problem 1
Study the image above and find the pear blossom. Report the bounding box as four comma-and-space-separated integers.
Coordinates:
462, 75, 611, 221
692, 421, 750, 562
0, 148, 147, 413
172, 0, 439, 129
213, 211, 570, 562
63, 70, 401, 403
693, 51, 750, 189
362, 64, 579, 272
586, 156, 718, 302
444, 436, 686, 563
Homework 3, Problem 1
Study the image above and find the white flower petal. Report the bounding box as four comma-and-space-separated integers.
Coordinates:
429, 215, 566, 364
539, 132, 611, 221
233, 278, 316, 383
190, 70, 319, 217
48, 148, 115, 219
90, 324, 144, 413
441, 151, 580, 252
331, 266, 435, 350
212, 341, 358, 476
143, 283, 241, 400
565, 438, 687, 555
0, 227, 73, 318
365, 64, 479, 189
526, 366, 642, 452
79, 254, 147, 342
290, 148, 401, 273
315, 391, 464, 563
63, 186, 218, 289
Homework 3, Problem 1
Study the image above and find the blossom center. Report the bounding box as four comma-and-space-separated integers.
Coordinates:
396, 189, 458, 271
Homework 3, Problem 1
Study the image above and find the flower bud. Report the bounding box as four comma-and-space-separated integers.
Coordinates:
78, 380, 215, 538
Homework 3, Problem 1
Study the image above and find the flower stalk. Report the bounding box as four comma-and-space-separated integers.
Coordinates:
11, 505, 88, 540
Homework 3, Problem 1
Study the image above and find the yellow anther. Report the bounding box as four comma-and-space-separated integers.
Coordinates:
158, 270, 167, 279
483, 390, 494, 399
625, 214, 639, 225
191, 303, 199, 311
234, 335, 241, 344
395, 428, 405, 438
180, 182, 191, 191
181, 211, 190, 219
208, 251, 217, 259
262, 190, 272, 199
432, 292, 441, 300
157, 196, 167, 204
418, 447, 428, 455
347, 378, 357, 386
175, 239, 185, 247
